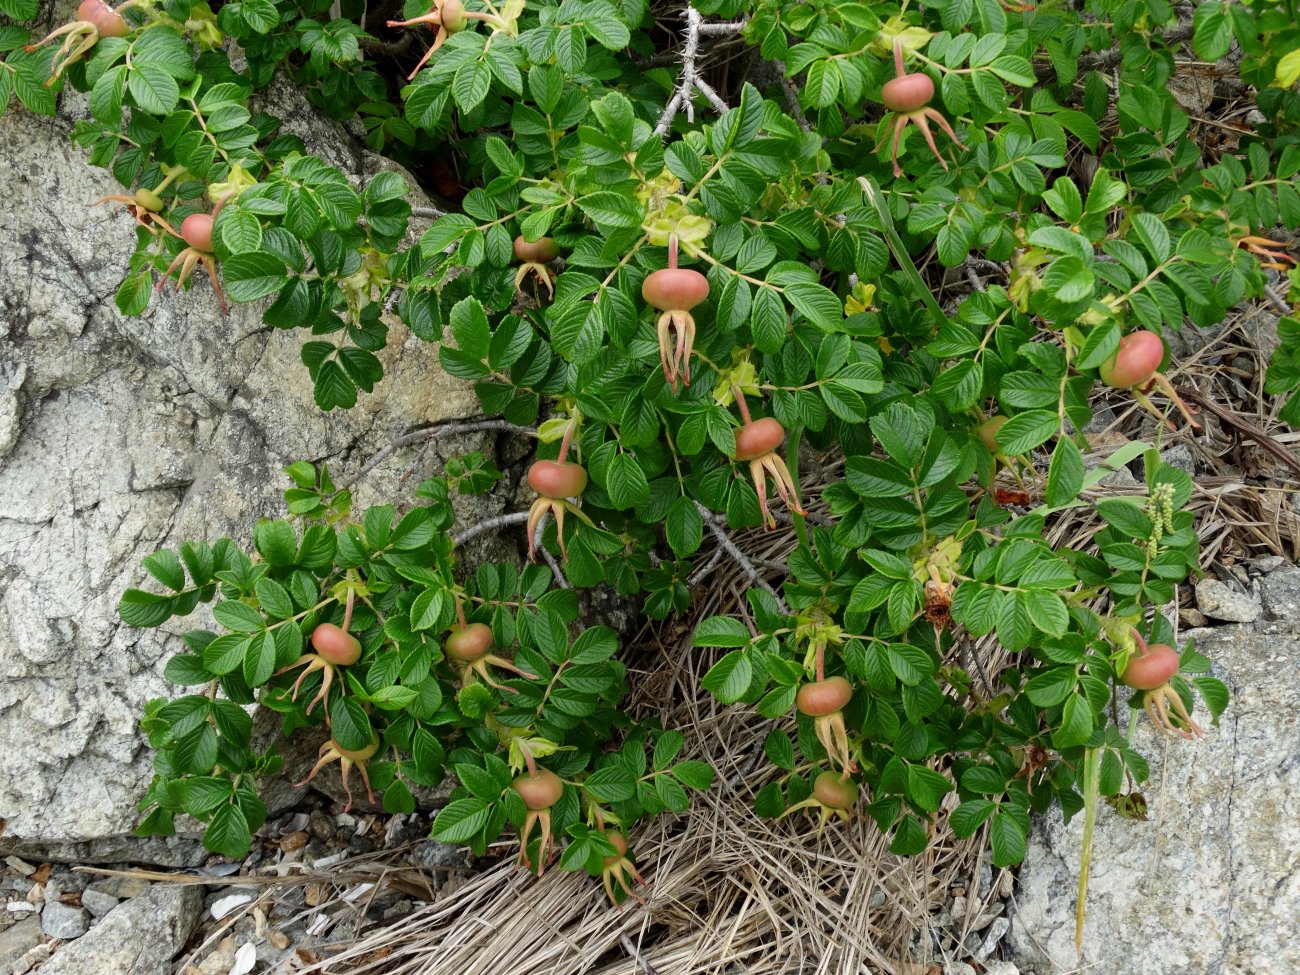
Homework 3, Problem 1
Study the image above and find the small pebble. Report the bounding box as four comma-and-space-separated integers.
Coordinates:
974, 917, 1010, 963
80, 887, 120, 917
210, 893, 254, 920
4, 858, 35, 878
40, 900, 89, 940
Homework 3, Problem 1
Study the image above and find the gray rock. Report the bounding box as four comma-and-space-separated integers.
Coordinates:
38, 902, 88, 940
981, 964, 1019, 975
0, 916, 42, 967
0, 58, 491, 855
1159, 443, 1195, 475
78, 888, 118, 918
83, 876, 150, 900
1195, 578, 1261, 623
1259, 567, 1300, 621
33, 884, 200, 975
1008, 622, 1300, 975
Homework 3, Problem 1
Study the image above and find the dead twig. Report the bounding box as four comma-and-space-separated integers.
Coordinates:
653, 7, 745, 137
1174, 385, 1300, 479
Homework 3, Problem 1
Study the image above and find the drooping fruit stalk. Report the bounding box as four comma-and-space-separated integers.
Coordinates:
1098, 330, 1199, 430
642, 234, 709, 392
875, 39, 966, 178
731, 388, 805, 529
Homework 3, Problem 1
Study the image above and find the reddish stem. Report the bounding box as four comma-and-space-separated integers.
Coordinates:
668, 233, 679, 270
733, 386, 752, 425
456, 598, 467, 627
558, 422, 574, 464
521, 741, 537, 777
893, 38, 905, 79
1131, 626, 1149, 655
815, 643, 825, 683
342, 587, 356, 633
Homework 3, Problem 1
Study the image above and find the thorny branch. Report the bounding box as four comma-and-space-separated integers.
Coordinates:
653, 7, 748, 137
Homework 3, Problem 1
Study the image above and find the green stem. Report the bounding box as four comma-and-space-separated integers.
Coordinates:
785, 424, 812, 551
1076, 747, 1101, 951
856, 176, 950, 331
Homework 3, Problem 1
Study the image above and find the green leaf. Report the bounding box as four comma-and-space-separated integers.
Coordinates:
1130, 212, 1172, 262
221, 252, 288, 302
254, 520, 297, 565
763, 729, 796, 770
693, 616, 752, 648
1024, 666, 1078, 707
666, 495, 703, 557
127, 63, 181, 115
990, 808, 1028, 866
1096, 498, 1153, 538
1052, 692, 1094, 749
804, 59, 841, 108
204, 802, 253, 859
785, 282, 841, 329
1045, 436, 1084, 507
213, 601, 266, 633
431, 797, 491, 843
585, 765, 636, 802
989, 55, 1036, 87
577, 191, 643, 230
1077, 320, 1121, 370
452, 59, 491, 112
995, 410, 1058, 455
1192, 2, 1233, 61
701, 650, 752, 704
670, 760, 714, 791
604, 453, 650, 509
242, 631, 276, 687
329, 696, 373, 752
118, 589, 176, 627
116, 270, 153, 316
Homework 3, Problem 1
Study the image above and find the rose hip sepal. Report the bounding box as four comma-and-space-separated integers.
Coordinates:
875, 39, 966, 178
642, 234, 709, 392
386, 0, 503, 80
25, 0, 129, 87
523, 432, 595, 562
778, 770, 858, 832
597, 831, 649, 905
292, 734, 380, 812
730, 394, 806, 530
